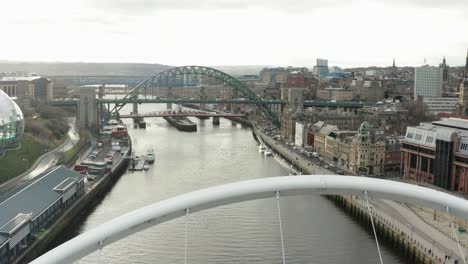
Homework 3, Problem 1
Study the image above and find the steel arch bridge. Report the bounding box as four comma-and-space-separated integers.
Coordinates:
110, 66, 281, 126
32, 175, 468, 264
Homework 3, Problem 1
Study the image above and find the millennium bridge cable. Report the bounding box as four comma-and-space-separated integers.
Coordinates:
276, 190, 286, 264
365, 191, 384, 264
447, 206, 466, 264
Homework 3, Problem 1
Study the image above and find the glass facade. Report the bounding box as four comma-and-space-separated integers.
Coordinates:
0, 90, 24, 151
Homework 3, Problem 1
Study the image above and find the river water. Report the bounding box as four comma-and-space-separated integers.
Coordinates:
73, 104, 403, 264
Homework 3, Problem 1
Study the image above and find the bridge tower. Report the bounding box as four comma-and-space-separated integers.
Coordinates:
77, 87, 97, 129
167, 86, 173, 109
200, 86, 207, 111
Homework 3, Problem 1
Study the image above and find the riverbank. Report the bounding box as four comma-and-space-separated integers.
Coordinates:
253, 125, 459, 263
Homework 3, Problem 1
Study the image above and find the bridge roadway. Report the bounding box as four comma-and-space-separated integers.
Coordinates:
50, 99, 374, 109
119, 112, 245, 118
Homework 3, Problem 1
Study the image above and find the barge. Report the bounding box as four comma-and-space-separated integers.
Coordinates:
163, 116, 197, 132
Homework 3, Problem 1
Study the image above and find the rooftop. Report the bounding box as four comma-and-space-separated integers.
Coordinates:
0, 166, 84, 238
0, 76, 44, 82
433, 118, 468, 130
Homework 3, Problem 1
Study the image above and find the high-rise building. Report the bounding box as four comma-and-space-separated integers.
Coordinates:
313, 58, 329, 77
414, 65, 443, 100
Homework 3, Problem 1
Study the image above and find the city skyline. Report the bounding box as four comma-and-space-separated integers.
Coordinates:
1, 0, 467, 68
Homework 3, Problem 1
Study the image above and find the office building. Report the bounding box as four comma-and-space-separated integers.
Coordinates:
414, 65, 443, 100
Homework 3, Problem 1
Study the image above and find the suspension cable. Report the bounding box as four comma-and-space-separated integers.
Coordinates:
184, 208, 190, 264
364, 191, 384, 264
276, 190, 286, 264
446, 206, 466, 264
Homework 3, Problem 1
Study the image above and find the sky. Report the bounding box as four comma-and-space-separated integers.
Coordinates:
1, 0, 467, 68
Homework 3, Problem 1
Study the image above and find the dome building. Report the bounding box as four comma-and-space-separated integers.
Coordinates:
0, 89, 24, 151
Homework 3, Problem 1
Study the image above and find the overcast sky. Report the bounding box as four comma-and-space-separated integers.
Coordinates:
1, 0, 467, 68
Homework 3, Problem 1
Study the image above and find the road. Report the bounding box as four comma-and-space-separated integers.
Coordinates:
0, 118, 80, 199
257, 126, 467, 264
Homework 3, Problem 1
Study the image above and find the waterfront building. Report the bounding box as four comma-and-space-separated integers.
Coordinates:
313, 124, 338, 157
280, 112, 297, 144
384, 136, 405, 172
0, 166, 85, 263
348, 122, 385, 175
414, 65, 443, 101
316, 121, 385, 175
401, 118, 468, 193
0, 90, 24, 152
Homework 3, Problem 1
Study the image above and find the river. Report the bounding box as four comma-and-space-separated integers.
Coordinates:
71, 104, 403, 264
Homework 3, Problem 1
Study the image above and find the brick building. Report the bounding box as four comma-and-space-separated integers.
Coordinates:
401, 118, 468, 193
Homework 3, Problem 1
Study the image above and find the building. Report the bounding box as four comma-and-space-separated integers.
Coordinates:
348, 122, 385, 175
317, 121, 386, 175
360, 106, 410, 135
384, 136, 405, 172
414, 65, 443, 101
280, 112, 297, 144
259, 67, 307, 84
0, 90, 24, 152
317, 87, 354, 101
401, 118, 468, 193
313, 124, 338, 157
313, 59, 329, 77
422, 97, 458, 114
0, 76, 53, 101
351, 79, 384, 102
0, 166, 85, 263
455, 51, 468, 115
77, 87, 97, 128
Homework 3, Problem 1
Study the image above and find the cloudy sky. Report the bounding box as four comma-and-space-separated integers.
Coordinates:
1, 0, 467, 67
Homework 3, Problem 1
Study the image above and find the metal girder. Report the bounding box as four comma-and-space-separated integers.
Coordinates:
32, 175, 468, 264
110, 66, 281, 126
99, 98, 286, 105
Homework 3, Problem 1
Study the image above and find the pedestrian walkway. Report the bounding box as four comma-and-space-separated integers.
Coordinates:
256, 125, 468, 263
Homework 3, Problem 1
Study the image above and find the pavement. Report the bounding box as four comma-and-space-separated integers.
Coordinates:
256, 125, 467, 264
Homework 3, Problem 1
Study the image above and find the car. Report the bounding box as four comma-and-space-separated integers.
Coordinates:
324, 165, 330, 169
337, 170, 344, 175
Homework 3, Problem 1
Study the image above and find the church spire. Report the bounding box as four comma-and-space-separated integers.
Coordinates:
465, 49, 468, 77
393, 57, 396, 68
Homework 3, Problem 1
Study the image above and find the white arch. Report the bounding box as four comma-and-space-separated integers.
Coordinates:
32, 175, 468, 264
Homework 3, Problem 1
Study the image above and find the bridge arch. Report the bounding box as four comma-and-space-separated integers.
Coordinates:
111, 66, 280, 126
32, 175, 468, 264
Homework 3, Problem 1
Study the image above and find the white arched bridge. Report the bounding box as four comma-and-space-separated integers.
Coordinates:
32, 175, 468, 264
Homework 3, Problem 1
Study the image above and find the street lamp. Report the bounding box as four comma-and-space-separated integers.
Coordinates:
22, 158, 28, 170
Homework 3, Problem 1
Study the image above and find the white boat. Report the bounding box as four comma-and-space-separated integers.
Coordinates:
259, 144, 266, 153
145, 148, 155, 164
143, 163, 150, 170
264, 149, 272, 156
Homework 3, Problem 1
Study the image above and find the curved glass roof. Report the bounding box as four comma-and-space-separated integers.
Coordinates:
0, 89, 24, 147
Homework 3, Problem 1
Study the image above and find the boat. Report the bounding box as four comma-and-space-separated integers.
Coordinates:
259, 144, 266, 153
143, 163, 150, 171
163, 116, 197, 132
264, 149, 272, 156
145, 148, 155, 164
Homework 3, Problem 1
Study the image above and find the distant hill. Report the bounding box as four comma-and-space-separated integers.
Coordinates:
0, 61, 273, 77
0, 61, 172, 76
210, 65, 270, 76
